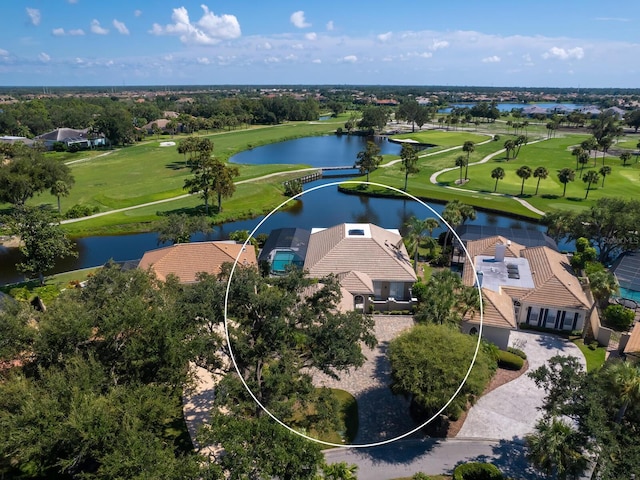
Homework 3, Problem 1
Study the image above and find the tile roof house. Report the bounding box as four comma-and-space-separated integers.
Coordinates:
138, 241, 257, 283
303, 223, 417, 312
258, 227, 310, 275
35, 128, 93, 149
461, 236, 591, 349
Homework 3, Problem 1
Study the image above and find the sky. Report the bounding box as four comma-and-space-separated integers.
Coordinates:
1, 1, 639, 88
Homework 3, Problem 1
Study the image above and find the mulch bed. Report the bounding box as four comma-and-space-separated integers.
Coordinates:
446, 360, 529, 438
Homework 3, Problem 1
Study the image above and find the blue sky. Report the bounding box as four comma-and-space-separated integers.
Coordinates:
1, 1, 639, 87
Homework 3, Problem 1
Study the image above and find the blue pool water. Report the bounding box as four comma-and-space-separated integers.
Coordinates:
618, 287, 640, 303
272, 251, 297, 273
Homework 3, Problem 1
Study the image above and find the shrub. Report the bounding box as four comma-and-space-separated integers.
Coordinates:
497, 350, 524, 370
493, 135, 500, 142
453, 462, 503, 480
603, 304, 635, 331
64, 204, 99, 219
52, 141, 66, 152
507, 347, 527, 360
412, 474, 432, 480
411, 281, 428, 303
283, 179, 303, 197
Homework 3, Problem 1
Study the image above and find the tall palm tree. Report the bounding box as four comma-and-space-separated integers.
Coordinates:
526, 417, 589, 480
607, 361, 640, 423
400, 143, 419, 191
462, 141, 475, 179
322, 461, 358, 480
581, 137, 598, 167
405, 216, 428, 272
50, 179, 72, 214
557, 168, 575, 197
514, 135, 528, 158
582, 170, 599, 199
599, 136, 613, 165
578, 151, 590, 173
491, 167, 505, 192
589, 270, 618, 309
571, 146, 585, 170
455, 155, 466, 184
516, 165, 532, 195
441, 201, 463, 251
599, 165, 611, 187
533, 166, 549, 195
503, 139, 516, 160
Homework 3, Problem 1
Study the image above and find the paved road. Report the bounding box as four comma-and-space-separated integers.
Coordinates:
324, 438, 542, 479
458, 331, 587, 439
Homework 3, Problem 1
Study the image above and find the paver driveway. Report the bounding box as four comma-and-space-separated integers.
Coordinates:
457, 330, 586, 440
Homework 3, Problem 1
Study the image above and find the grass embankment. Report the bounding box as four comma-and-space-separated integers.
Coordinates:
572, 338, 607, 371
392, 130, 488, 149
0, 267, 102, 301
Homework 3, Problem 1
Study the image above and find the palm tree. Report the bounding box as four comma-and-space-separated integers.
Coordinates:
455, 155, 466, 184
516, 165, 532, 195
578, 151, 590, 173
322, 461, 358, 480
571, 146, 585, 170
514, 135, 528, 158
620, 151, 632, 166
503, 139, 516, 160
599, 136, 613, 165
607, 361, 640, 423
405, 216, 428, 272
582, 170, 599, 199
399, 143, 419, 191
462, 141, 475, 179
50, 179, 73, 214
441, 201, 463, 252
526, 417, 589, 480
557, 168, 575, 197
581, 137, 598, 166
533, 166, 548, 195
599, 165, 611, 187
589, 270, 619, 309
491, 167, 505, 192
355, 141, 383, 183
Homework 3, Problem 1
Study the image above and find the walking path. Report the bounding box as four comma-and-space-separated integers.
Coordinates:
310, 315, 418, 444
60, 168, 318, 224
428, 138, 549, 217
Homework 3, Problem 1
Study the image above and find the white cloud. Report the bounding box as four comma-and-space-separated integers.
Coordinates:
69, 29, 85, 36
150, 5, 241, 45
264, 56, 280, 63
482, 55, 501, 63
0, 49, 8, 56
312, 58, 321, 63
342, 55, 357, 63
163, 54, 173, 61
75, 57, 84, 64
377, 32, 393, 42
197, 57, 210, 64
291, 43, 304, 50
290, 11, 310, 29
258, 42, 272, 50
305, 32, 317, 41
113, 19, 130, 35
53, 27, 85, 37
38, 52, 50, 62
91, 19, 109, 35
26, 8, 41, 26
430, 39, 449, 50
52, 28, 65, 37
542, 46, 584, 60
413, 52, 433, 59
134, 9, 142, 17
326, 20, 334, 31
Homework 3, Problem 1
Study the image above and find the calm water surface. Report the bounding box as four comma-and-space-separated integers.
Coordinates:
0, 136, 550, 285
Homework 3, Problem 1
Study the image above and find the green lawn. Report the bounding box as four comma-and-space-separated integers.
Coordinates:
572, 338, 606, 371
392, 130, 488, 147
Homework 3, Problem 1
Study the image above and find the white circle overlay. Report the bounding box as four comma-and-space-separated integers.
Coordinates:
224, 180, 484, 448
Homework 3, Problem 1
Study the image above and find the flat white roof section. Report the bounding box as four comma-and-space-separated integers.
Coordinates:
474, 255, 535, 292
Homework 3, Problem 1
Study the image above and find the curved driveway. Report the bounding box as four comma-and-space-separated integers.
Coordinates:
457, 330, 586, 440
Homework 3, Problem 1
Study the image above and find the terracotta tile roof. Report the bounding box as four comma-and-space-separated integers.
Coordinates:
624, 322, 640, 355
520, 247, 590, 310
139, 241, 257, 283
465, 288, 517, 329
304, 223, 416, 283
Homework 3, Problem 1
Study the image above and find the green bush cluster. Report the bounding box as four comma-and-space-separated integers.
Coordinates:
496, 350, 524, 370
64, 204, 100, 219
507, 347, 527, 360
603, 304, 635, 331
453, 462, 503, 480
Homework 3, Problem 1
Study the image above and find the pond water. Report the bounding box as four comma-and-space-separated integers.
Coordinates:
0, 136, 552, 285
438, 102, 583, 113
230, 134, 402, 168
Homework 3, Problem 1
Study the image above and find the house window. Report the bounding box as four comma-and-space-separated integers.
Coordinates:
514, 301, 521, 320
374, 283, 382, 300
572, 312, 580, 330
354, 295, 365, 311
389, 282, 404, 300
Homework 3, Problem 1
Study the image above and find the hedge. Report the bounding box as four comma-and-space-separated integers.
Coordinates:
507, 347, 527, 360
453, 462, 503, 480
496, 350, 524, 371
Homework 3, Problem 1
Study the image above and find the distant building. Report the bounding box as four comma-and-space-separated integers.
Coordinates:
34, 127, 104, 150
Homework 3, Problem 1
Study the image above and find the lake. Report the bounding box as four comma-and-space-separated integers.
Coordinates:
0, 136, 550, 285
438, 102, 582, 114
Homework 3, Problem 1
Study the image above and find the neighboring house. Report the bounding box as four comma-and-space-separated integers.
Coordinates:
604, 106, 626, 119
521, 105, 549, 116
460, 236, 591, 349
303, 223, 417, 312
0, 136, 36, 147
138, 241, 257, 283
35, 128, 94, 150
258, 227, 310, 275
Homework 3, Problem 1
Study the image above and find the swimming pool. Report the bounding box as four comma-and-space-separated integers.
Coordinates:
617, 287, 640, 304
271, 251, 299, 274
